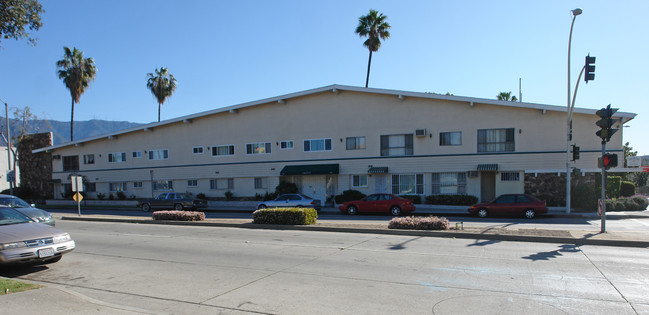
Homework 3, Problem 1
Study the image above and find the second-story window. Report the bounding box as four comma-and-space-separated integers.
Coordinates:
193, 147, 203, 154
304, 138, 332, 152
83, 154, 94, 165
132, 151, 142, 158
440, 132, 462, 146
212, 145, 235, 156
149, 149, 169, 160
246, 142, 271, 155
380, 134, 413, 156
477, 128, 515, 152
62, 156, 79, 171
108, 152, 126, 163
280, 141, 294, 149
346, 136, 366, 150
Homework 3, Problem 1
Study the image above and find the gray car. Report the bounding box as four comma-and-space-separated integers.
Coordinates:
0, 194, 54, 226
0, 207, 75, 265
257, 194, 321, 210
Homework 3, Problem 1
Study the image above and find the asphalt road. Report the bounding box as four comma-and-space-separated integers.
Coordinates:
2, 220, 648, 314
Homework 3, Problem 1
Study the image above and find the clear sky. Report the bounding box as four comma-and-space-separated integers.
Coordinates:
1, 0, 647, 155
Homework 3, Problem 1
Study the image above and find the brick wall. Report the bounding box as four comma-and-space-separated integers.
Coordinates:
17, 132, 53, 198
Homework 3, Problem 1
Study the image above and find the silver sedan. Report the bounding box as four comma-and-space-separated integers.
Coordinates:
257, 194, 321, 210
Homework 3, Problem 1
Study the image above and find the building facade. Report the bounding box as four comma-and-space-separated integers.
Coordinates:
35, 85, 635, 203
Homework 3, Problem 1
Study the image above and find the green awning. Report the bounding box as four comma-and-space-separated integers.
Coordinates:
477, 164, 499, 171
368, 167, 388, 174
280, 164, 339, 175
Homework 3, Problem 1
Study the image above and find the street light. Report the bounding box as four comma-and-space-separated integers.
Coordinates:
565, 8, 582, 214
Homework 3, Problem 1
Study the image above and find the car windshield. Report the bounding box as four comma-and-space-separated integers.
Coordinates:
298, 195, 313, 200
0, 207, 33, 226
0, 197, 32, 208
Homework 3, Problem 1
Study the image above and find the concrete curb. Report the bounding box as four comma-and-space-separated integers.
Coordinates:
61, 216, 649, 248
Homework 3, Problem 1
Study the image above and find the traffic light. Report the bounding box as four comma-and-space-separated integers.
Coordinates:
602, 153, 618, 169
585, 54, 596, 83
595, 104, 618, 142
571, 145, 580, 161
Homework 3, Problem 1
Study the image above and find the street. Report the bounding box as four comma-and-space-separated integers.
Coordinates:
2, 220, 648, 314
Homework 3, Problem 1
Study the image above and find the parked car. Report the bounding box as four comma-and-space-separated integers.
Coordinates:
0, 194, 55, 226
137, 192, 208, 211
338, 193, 416, 216
0, 206, 75, 265
257, 194, 321, 210
468, 194, 548, 219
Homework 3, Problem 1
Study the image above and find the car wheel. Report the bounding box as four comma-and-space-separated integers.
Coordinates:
390, 206, 402, 216
258, 204, 267, 210
174, 203, 184, 211
477, 208, 488, 218
142, 203, 151, 212
346, 205, 358, 215
525, 209, 536, 219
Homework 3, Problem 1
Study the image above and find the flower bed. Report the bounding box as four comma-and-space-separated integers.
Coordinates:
388, 215, 450, 230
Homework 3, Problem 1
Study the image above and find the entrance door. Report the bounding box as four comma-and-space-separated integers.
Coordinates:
480, 172, 496, 202
300, 175, 328, 203
374, 175, 387, 193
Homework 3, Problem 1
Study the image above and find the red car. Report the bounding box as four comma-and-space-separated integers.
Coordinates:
338, 193, 416, 216
468, 194, 548, 219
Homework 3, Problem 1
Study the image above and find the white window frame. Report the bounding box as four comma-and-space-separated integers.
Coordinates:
431, 172, 467, 195
148, 149, 169, 160
304, 138, 332, 152
391, 174, 424, 195
83, 154, 95, 165
380, 134, 413, 156
192, 146, 204, 154
246, 142, 272, 155
212, 144, 235, 157
132, 151, 142, 158
280, 140, 294, 150
108, 152, 126, 163
351, 175, 368, 188
187, 179, 198, 187
501, 172, 520, 181
133, 181, 143, 189
108, 182, 128, 192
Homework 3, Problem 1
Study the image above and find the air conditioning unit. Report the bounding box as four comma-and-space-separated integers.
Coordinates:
415, 129, 427, 137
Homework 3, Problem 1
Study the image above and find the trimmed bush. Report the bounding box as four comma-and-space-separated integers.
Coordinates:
632, 195, 649, 210
252, 207, 317, 225
604, 195, 649, 211
607, 176, 621, 199
388, 216, 450, 230
275, 181, 298, 195
571, 185, 598, 210
196, 193, 207, 200
621, 181, 635, 197
425, 194, 478, 206
399, 195, 422, 204
334, 190, 366, 204
152, 211, 205, 221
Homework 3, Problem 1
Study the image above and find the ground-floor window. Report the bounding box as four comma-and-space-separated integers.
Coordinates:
431, 172, 467, 195
500, 172, 520, 181
351, 175, 368, 188
391, 174, 424, 195
210, 178, 234, 190
254, 177, 267, 189
109, 182, 128, 192
84, 183, 96, 192
133, 182, 143, 189
153, 180, 173, 191
187, 179, 198, 187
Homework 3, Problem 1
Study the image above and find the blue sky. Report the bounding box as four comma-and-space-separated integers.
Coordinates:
1, 0, 648, 155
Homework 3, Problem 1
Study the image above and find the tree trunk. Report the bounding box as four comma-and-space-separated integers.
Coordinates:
70, 98, 75, 141
158, 102, 161, 122
365, 50, 373, 88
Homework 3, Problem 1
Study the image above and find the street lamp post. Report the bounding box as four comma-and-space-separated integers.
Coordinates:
566, 8, 582, 214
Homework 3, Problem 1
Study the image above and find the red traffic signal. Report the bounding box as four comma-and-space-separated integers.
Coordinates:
602, 154, 618, 169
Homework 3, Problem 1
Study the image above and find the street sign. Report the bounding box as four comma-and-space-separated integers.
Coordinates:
72, 192, 84, 203
6, 170, 15, 183
598, 199, 604, 216
71, 175, 83, 192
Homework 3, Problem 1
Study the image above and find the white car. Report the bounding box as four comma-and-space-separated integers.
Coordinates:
257, 194, 321, 210
0, 206, 75, 265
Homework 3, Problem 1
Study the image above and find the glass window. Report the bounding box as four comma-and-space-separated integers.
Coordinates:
132, 151, 142, 158
187, 179, 198, 187
391, 174, 424, 195
254, 177, 267, 189
280, 141, 294, 150
478, 128, 515, 152
440, 132, 462, 146
246, 142, 272, 155
212, 145, 235, 156
304, 139, 332, 152
84, 183, 96, 192
108, 152, 126, 163
517, 195, 532, 203
148, 149, 169, 160
83, 154, 95, 165
380, 134, 413, 156
346, 137, 366, 150
501, 172, 520, 181
431, 172, 467, 195
133, 182, 143, 188
153, 180, 173, 191
210, 178, 234, 190
109, 182, 128, 192
495, 195, 516, 204
62, 156, 79, 171
193, 147, 204, 154
351, 175, 368, 188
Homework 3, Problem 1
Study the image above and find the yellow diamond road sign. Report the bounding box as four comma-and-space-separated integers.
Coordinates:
73, 192, 83, 203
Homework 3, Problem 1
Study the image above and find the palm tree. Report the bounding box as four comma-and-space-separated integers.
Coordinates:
146, 67, 177, 122
497, 91, 518, 102
56, 46, 97, 141
355, 9, 390, 88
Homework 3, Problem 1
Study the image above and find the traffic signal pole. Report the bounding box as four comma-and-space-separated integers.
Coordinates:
600, 140, 606, 233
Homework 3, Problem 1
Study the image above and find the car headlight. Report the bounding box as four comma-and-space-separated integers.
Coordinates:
0, 242, 25, 250
53, 233, 71, 243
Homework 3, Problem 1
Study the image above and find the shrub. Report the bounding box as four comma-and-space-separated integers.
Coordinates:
425, 194, 478, 206
607, 176, 621, 199
196, 193, 207, 200
252, 208, 317, 225
571, 185, 598, 210
97, 193, 105, 200
334, 190, 366, 204
399, 195, 422, 204
632, 195, 649, 210
621, 181, 635, 197
108, 193, 115, 200
275, 181, 298, 195
263, 191, 278, 201
116, 191, 126, 200
388, 216, 450, 230
224, 190, 234, 201
152, 211, 205, 221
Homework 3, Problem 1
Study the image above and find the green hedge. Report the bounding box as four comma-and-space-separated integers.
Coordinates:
621, 181, 635, 197
571, 185, 598, 210
425, 194, 478, 206
252, 207, 317, 225
152, 211, 205, 221
399, 195, 422, 204
607, 176, 621, 198
605, 196, 649, 211
334, 190, 366, 204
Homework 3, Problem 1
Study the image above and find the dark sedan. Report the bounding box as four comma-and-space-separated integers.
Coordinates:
0, 194, 55, 226
338, 193, 415, 216
468, 194, 548, 219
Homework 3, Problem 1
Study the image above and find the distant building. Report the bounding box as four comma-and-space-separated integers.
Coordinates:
0, 146, 19, 192
34, 85, 636, 204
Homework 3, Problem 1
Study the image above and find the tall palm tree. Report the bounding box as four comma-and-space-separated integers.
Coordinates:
56, 46, 97, 141
146, 67, 177, 122
355, 9, 390, 88
497, 91, 518, 102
